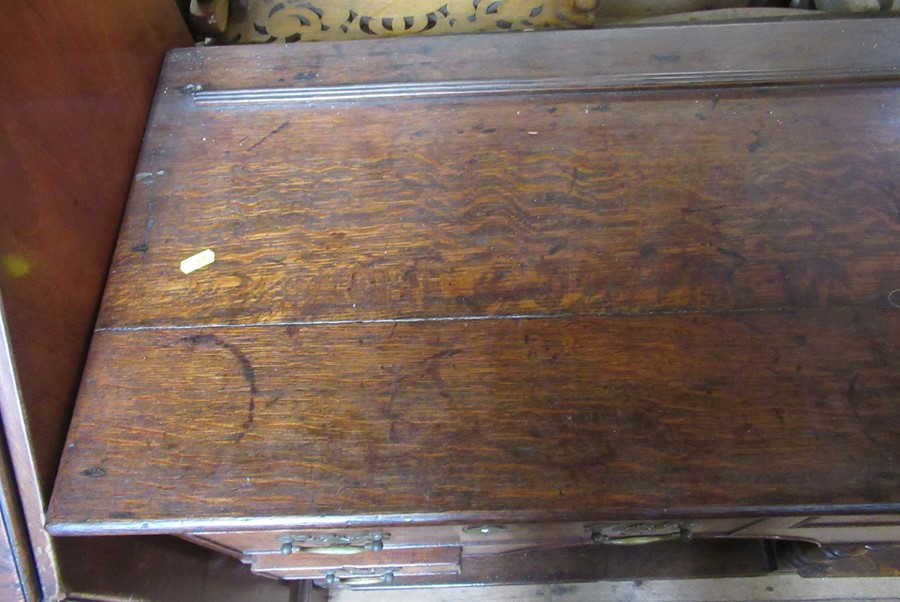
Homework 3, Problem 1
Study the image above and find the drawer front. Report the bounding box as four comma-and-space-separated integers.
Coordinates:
186, 516, 900, 583
192, 523, 595, 555
190, 526, 458, 556
187, 522, 624, 556
729, 516, 900, 544
188, 517, 761, 559
249, 547, 461, 581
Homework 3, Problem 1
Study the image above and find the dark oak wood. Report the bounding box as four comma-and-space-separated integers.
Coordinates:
47, 16, 900, 583
99, 85, 900, 329
97, 24, 900, 331
50, 309, 900, 529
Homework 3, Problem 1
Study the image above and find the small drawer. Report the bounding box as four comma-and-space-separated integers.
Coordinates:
458, 518, 761, 554
457, 522, 587, 546
249, 546, 461, 581
189, 526, 459, 556
729, 516, 900, 544
189, 523, 589, 558
186, 517, 764, 560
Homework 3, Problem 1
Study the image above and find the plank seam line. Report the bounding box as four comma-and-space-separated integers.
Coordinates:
95, 305, 824, 332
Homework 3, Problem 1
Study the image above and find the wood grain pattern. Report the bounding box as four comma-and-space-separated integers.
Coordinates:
48, 19, 900, 541
98, 86, 900, 328
50, 308, 900, 530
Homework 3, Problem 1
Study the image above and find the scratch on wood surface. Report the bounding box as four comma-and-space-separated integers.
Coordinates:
132, 198, 154, 258
423, 348, 464, 362
716, 247, 747, 264
97, 306, 794, 333
246, 121, 290, 151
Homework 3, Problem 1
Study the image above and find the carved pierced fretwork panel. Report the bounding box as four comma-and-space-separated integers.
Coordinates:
225, 0, 597, 43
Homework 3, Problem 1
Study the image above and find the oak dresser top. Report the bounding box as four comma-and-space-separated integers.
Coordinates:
48, 18, 900, 535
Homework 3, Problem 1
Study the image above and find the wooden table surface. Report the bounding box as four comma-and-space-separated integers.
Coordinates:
48, 18, 900, 535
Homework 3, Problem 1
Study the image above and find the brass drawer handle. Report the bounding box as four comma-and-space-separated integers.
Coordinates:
280, 532, 385, 555
591, 532, 685, 545
588, 522, 692, 545
281, 539, 384, 555
325, 571, 394, 586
